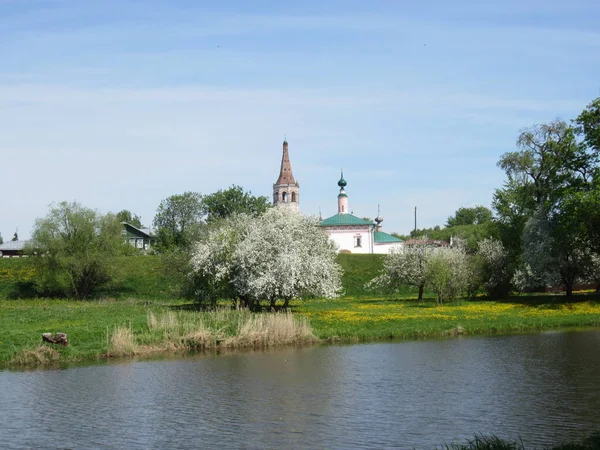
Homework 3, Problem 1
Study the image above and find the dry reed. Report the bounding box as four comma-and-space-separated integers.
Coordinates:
11, 345, 60, 365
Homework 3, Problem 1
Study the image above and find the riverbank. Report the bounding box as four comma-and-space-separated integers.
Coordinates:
293, 294, 600, 341
2, 294, 600, 368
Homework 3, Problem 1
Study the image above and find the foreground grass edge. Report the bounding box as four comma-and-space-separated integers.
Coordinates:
3, 295, 600, 369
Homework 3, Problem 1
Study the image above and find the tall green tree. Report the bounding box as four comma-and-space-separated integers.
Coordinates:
494, 117, 598, 295
202, 185, 270, 222
153, 192, 204, 251
116, 209, 143, 228
28, 201, 128, 299
446, 206, 493, 227
575, 96, 600, 155
493, 120, 582, 254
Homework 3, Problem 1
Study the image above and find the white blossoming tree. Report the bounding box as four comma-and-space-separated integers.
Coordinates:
189, 208, 341, 309
425, 246, 472, 304
370, 246, 433, 300
477, 238, 512, 297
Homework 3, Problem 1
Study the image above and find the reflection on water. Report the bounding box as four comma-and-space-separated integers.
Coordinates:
1, 331, 600, 449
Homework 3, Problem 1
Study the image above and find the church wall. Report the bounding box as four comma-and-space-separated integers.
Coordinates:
327, 228, 373, 254
373, 242, 404, 254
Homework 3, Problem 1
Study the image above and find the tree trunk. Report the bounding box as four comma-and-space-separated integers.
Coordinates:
565, 283, 573, 297
282, 298, 290, 309
418, 284, 424, 301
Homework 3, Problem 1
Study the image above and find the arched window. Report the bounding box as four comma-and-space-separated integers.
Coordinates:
354, 236, 362, 248
291, 192, 296, 202
282, 192, 288, 203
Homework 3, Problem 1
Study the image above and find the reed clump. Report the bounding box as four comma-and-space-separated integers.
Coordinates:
105, 309, 318, 357
11, 345, 60, 365
107, 324, 138, 356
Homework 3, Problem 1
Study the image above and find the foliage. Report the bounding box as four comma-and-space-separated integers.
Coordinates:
493, 120, 583, 256
153, 191, 204, 251
0, 232, 3, 244
446, 205, 493, 227
493, 114, 600, 296
575, 96, 600, 154
28, 201, 130, 300
370, 246, 433, 300
371, 245, 473, 303
190, 208, 342, 309
202, 185, 270, 222
116, 209, 143, 228
477, 238, 512, 298
410, 222, 497, 253
425, 246, 472, 303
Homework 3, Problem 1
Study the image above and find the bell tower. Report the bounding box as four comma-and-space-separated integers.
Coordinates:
337, 170, 348, 214
273, 139, 300, 211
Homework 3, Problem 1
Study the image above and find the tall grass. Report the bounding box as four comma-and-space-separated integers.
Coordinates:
11, 345, 60, 365
104, 309, 318, 358
438, 433, 600, 450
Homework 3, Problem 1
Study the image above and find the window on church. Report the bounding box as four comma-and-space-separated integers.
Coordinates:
282, 192, 288, 203
354, 236, 362, 248
291, 192, 296, 202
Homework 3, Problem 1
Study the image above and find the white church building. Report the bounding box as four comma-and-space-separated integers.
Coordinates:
273, 140, 403, 254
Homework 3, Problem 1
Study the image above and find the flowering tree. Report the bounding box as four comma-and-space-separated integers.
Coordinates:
370, 246, 433, 300
189, 215, 249, 307
425, 246, 471, 304
477, 238, 512, 297
189, 208, 341, 309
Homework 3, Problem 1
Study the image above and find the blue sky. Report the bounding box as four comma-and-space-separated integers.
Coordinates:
1, 0, 599, 239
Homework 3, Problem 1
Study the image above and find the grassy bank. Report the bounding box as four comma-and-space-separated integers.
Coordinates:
0, 254, 394, 300
2, 294, 600, 367
292, 295, 600, 341
0, 299, 316, 366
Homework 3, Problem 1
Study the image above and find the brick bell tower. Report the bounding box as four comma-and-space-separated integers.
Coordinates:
273, 139, 300, 211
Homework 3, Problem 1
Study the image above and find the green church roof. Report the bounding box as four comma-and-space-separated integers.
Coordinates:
320, 214, 373, 227
374, 231, 403, 243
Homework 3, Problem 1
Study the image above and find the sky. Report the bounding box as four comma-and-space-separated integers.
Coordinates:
1, 0, 599, 240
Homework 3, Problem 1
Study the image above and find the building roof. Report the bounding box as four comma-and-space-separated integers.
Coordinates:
374, 231, 402, 244
275, 140, 297, 185
0, 240, 29, 251
320, 214, 373, 227
122, 222, 152, 238
403, 239, 450, 247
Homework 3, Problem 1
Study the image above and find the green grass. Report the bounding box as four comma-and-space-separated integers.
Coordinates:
0, 256, 180, 300
0, 298, 319, 366
2, 294, 600, 368
0, 253, 401, 300
290, 294, 600, 342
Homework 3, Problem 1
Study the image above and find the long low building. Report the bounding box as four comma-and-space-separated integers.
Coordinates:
0, 240, 28, 257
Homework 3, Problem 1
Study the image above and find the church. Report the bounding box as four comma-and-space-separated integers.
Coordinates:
272, 140, 403, 254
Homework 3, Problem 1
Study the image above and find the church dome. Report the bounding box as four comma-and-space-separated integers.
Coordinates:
337, 171, 347, 188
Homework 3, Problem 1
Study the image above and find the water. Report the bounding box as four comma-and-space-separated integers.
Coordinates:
1, 331, 600, 449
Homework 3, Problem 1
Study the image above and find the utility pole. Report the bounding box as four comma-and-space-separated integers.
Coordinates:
414, 206, 417, 233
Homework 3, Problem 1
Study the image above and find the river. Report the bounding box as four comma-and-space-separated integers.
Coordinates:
1, 330, 599, 449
